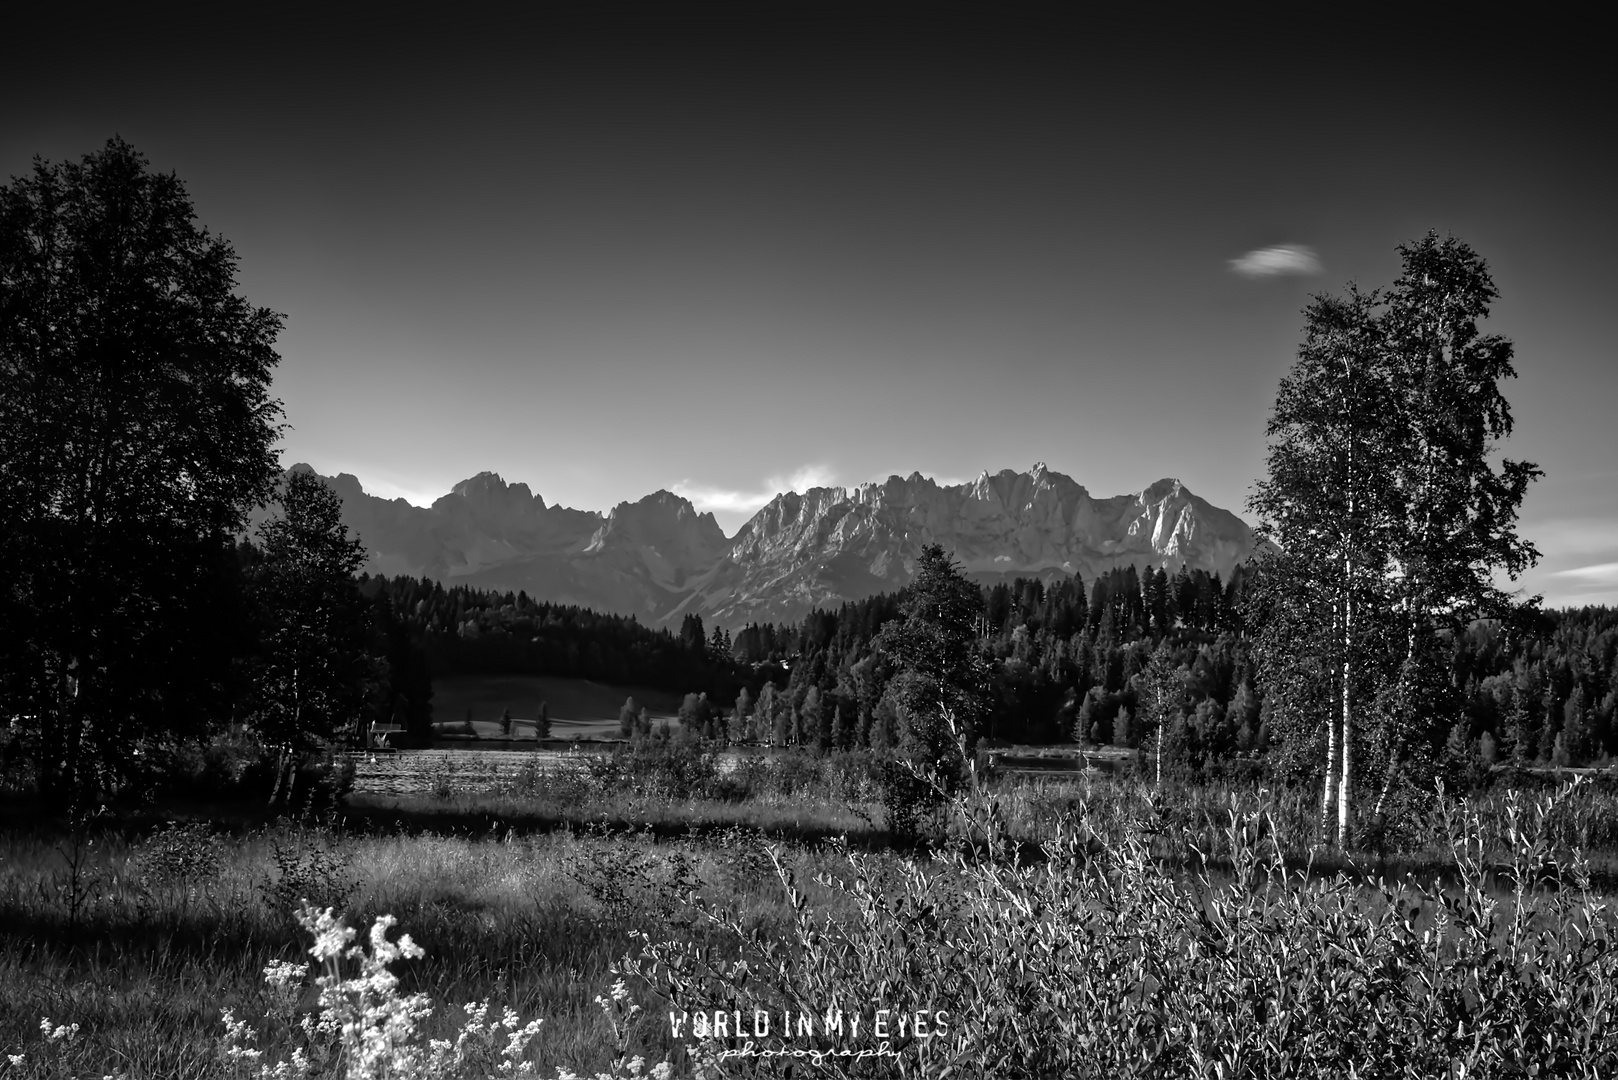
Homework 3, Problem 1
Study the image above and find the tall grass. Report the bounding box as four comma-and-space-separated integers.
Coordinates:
632, 780, 1618, 1077
4, 770, 1618, 1076
0, 820, 815, 1077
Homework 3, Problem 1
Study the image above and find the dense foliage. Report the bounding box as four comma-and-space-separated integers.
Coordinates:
0, 138, 285, 805
372, 560, 1617, 787
0, 143, 426, 804
353, 575, 753, 709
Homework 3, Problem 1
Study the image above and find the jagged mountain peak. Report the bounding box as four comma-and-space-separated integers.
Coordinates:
293, 463, 1264, 632
1139, 477, 1188, 502
434, 471, 548, 512
565, 488, 728, 596
589, 490, 725, 547
682, 465, 1262, 628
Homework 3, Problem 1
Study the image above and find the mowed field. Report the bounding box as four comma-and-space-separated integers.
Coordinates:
348, 748, 743, 797
430, 674, 683, 739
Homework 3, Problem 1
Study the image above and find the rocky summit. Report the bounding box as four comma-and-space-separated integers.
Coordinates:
284, 463, 1267, 630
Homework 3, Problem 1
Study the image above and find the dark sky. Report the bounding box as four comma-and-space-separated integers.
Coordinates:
5, 3, 1614, 606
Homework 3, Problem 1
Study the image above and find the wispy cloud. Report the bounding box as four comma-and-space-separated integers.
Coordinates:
671, 465, 839, 515
1550, 562, 1618, 585
1229, 244, 1323, 278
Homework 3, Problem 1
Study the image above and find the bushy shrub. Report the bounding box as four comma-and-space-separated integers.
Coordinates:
565, 825, 702, 930
587, 736, 720, 801
503, 753, 596, 804
128, 819, 225, 925
260, 824, 356, 922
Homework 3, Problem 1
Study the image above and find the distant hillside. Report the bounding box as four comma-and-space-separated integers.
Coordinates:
294, 462, 1269, 630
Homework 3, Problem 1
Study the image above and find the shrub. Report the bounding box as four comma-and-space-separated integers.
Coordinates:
565, 826, 702, 930
587, 738, 720, 802
260, 824, 356, 922
129, 819, 224, 924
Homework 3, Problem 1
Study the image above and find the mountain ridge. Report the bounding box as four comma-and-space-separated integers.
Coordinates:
282, 463, 1269, 629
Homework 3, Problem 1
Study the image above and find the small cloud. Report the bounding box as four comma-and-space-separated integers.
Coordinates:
1229, 244, 1323, 278
671, 464, 839, 515
771, 464, 839, 493
1550, 562, 1618, 585
360, 477, 444, 508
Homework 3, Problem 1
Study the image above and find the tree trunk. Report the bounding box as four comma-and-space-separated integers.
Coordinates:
1338, 559, 1353, 849
285, 753, 298, 811
1321, 598, 1340, 845
1154, 699, 1163, 790
268, 744, 286, 807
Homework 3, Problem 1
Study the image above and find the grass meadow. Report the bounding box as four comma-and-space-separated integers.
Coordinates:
4, 749, 1618, 1077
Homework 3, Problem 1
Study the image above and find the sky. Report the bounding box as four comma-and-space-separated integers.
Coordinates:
5, 4, 1614, 608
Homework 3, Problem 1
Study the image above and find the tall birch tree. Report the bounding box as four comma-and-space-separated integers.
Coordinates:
1250, 288, 1399, 847
1370, 234, 1541, 818
1251, 234, 1540, 846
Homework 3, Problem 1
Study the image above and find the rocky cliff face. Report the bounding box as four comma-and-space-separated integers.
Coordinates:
287, 463, 1265, 629
310, 468, 600, 583
668, 464, 1264, 628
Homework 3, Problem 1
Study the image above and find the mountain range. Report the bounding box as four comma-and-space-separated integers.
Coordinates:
287, 463, 1267, 630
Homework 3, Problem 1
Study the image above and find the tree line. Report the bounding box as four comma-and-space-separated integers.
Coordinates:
423, 551, 1615, 802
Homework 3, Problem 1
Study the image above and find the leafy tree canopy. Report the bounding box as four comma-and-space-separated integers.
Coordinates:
0, 137, 284, 803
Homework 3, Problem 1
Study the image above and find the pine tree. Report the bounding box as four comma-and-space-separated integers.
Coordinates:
874, 544, 994, 793
250, 471, 373, 806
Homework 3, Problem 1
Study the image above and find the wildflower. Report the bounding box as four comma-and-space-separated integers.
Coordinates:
40, 1018, 80, 1043
218, 906, 668, 1080
219, 1008, 264, 1063
264, 959, 309, 988
301, 904, 357, 963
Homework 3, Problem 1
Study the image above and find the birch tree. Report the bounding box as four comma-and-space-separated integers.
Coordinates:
1370, 233, 1541, 818
1250, 288, 1399, 847
1251, 234, 1540, 846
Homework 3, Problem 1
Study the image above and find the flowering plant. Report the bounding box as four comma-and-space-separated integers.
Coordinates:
217, 903, 671, 1080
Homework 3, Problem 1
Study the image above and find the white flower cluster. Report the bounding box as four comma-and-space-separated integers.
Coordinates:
208, 902, 675, 1080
